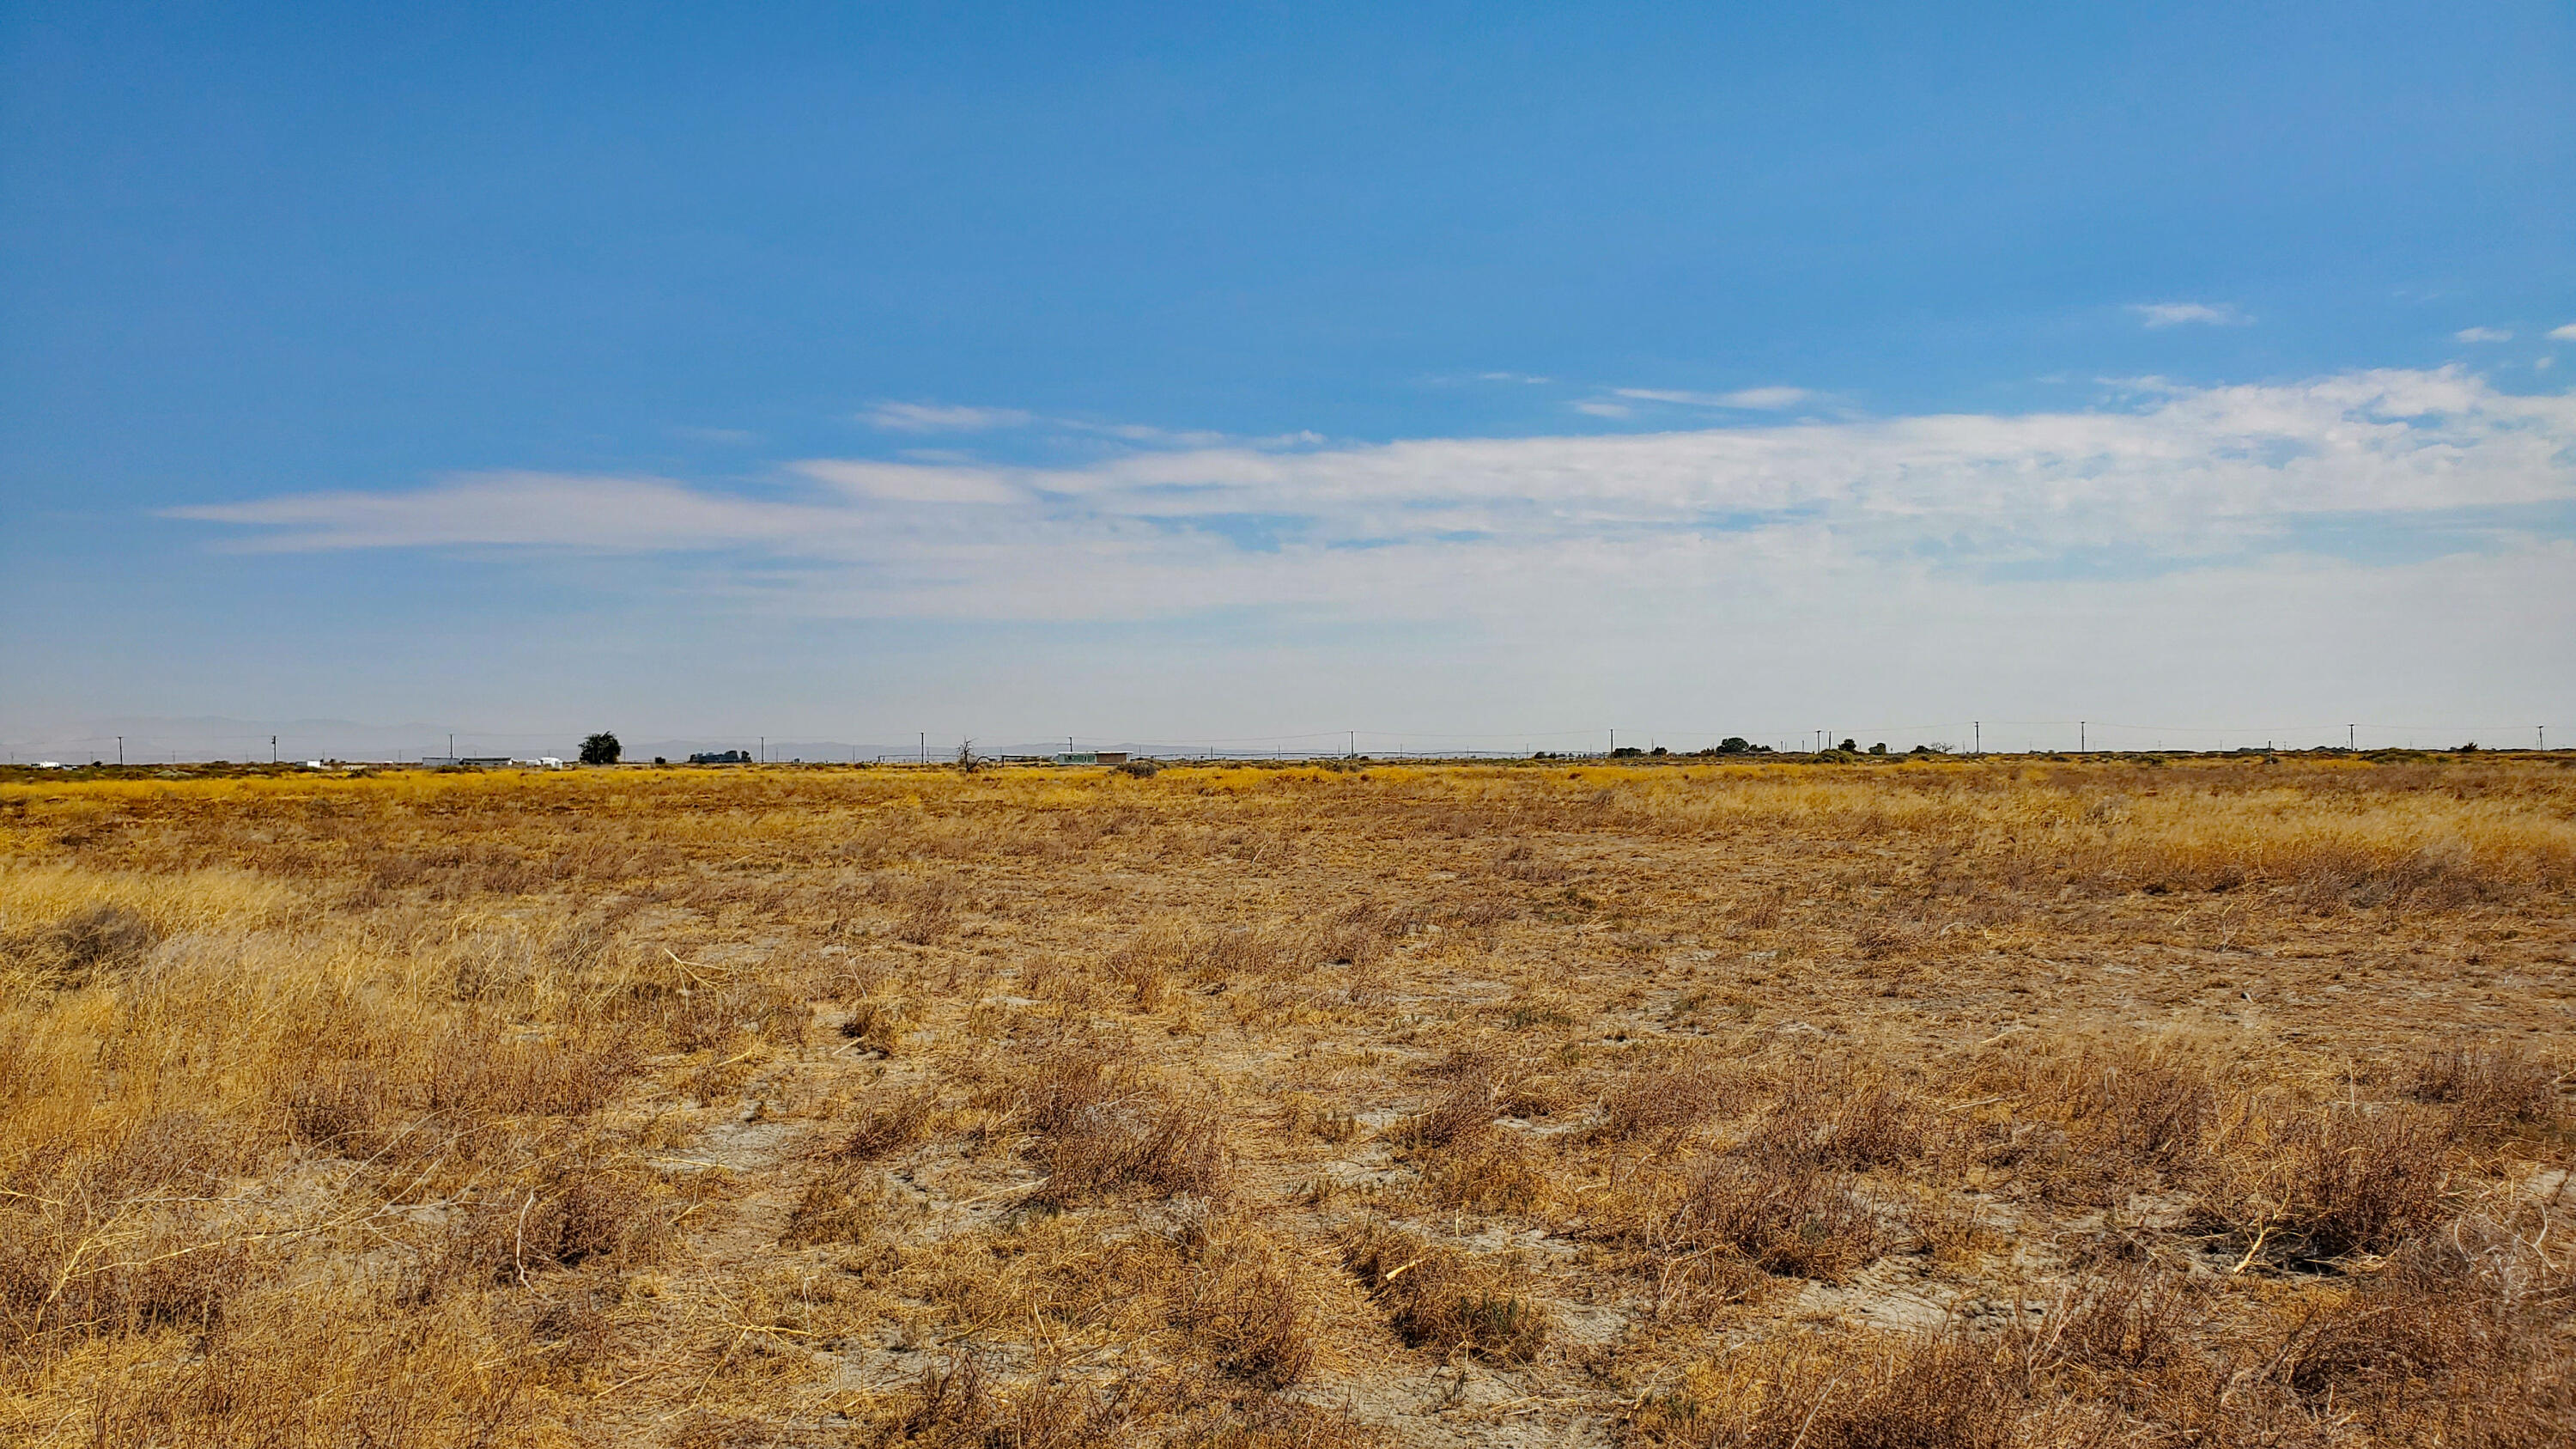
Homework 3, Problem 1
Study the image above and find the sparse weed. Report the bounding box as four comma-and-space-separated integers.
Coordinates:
3, 756, 2567, 1445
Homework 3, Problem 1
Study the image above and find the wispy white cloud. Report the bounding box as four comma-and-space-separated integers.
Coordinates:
172, 369, 2576, 624
1570, 399, 1634, 418
1611, 386, 1814, 411
860, 401, 1036, 432
794, 459, 1024, 505
2130, 301, 2251, 328
2551, 323, 2576, 341
2454, 326, 2513, 343
1477, 371, 1552, 384
165, 473, 837, 551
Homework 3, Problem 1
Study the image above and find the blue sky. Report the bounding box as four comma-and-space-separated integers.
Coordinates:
4, 3, 2572, 758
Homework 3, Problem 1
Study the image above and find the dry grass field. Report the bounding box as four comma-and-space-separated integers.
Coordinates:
3, 755, 2573, 1448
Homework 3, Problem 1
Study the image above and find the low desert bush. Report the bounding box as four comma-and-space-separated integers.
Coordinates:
1337, 1219, 1549, 1362
1018, 1049, 1227, 1205
783, 1157, 883, 1245
1660, 1157, 1885, 1282
1590, 1056, 1744, 1142
2205, 1103, 2458, 1267
2409, 1046, 2564, 1138
881, 1352, 1145, 1449
1741, 1062, 1935, 1172
838, 1085, 938, 1160
3, 901, 161, 989
1168, 1221, 1316, 1387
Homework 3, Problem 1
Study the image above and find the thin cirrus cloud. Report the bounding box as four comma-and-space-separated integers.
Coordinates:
2454, 326, 2513, 343
858, 401, 1036, 432
1612, 386, 1814, 411
2551, 323, 2576, 341
168, 368, 2576, 620
2129, 301, 2251, 328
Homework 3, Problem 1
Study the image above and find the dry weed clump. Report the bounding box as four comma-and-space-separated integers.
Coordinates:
878, 1352, 1146, 1449
1590, 1056, 1747, 1143
2409, 1046, 2566, 1139
837, 1084, 939, 1160
1657, 1156, 1886, 1282
1337, 1219, 1550, 1362
2204, 1102, 2461, 1267
0, 900, 161, 989
1016, 1048, 1227, 1205
1740, 1062, 1939, 1172
1165, 1216, 1318, 1387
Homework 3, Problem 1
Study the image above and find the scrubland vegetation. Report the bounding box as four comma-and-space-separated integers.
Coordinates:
2, 756, 2571, 1447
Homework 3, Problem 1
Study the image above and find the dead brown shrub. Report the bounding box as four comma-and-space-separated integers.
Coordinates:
879, 1352, 1145, 1449
2208, 1103, 2459, 1266
1018, 1050, 1226, 1205
1662, 1157, 1885, 1282
1337, 1219, 1549, 1362
1170, 1222, 1316, 1387
839, 1086, 938, 1160
1741, 1064, 1934, 1171
2263, 1226, 2576, 1440
20, 902, 161, 989
1592, 1056, 1743, 1142
783, 1158, 882, 1246
2409, 1046, 2564, 1136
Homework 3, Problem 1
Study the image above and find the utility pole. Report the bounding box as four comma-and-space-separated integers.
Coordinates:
2079, 721, 2086, 753
271, 735, 278, 764
116, 736, 123, 766
448, 734, 454, 760
919, 732, 926, 765
1608, 727, 1614, 756
760, 735, 765, 764
1973, 721, 1980, 754
1348, 730, 1356, 758
2348, 724, 2356, 751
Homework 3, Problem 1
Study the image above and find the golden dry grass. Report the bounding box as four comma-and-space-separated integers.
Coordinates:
1, 754, 2571, 1446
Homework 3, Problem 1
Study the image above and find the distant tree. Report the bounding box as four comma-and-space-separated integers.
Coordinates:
580, 732, 623, 765
1868, 742, 1888, 755
1839, 738, 1858, 753
1716, 736, 1753, 754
